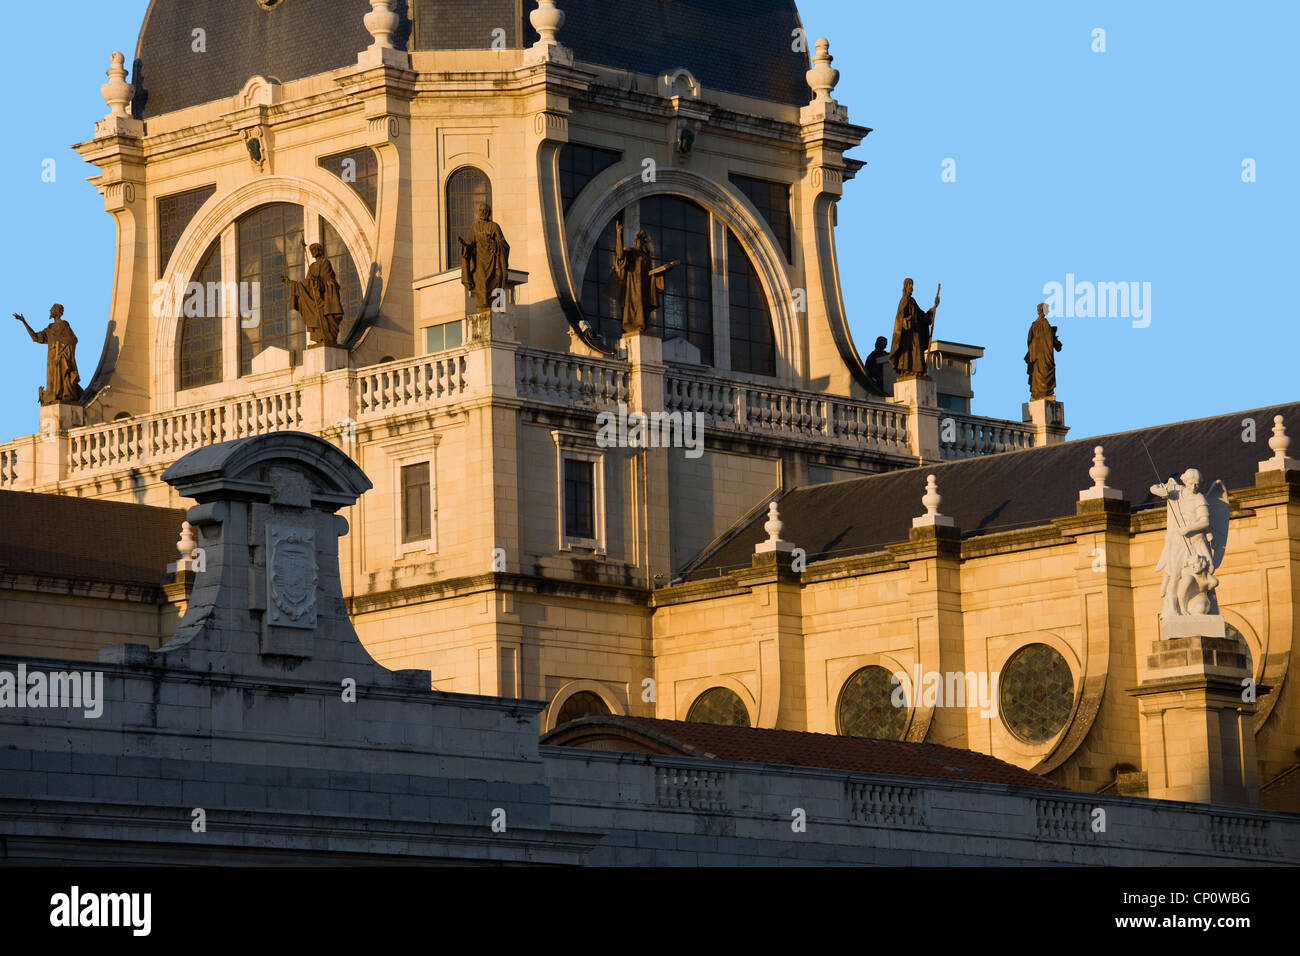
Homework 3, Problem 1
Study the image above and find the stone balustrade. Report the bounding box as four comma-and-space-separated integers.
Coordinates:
666, 370, 912, 457
356, 349, 470, 418
0, 343, 1047, 494
939, 412, 1035, 459
515, 347, 631, 409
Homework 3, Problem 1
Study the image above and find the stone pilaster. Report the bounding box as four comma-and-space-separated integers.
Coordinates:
626, 334, 671, 585
887, 522, 965, 747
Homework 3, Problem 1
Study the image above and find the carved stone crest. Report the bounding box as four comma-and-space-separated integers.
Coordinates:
267, 525, 318, 628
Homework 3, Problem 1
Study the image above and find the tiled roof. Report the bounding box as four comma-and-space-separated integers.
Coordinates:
133, 0, 811, 118
543, 715, 1063, 790
0, 490, 186, 588
687, 401, 1300, 578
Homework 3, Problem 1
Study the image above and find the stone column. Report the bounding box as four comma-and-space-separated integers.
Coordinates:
890, 376, 941, 463
1131, 631, 1260, 806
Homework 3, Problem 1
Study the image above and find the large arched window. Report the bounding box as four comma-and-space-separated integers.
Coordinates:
178, 238, 223, 390
639, 195, 713, 364
445, 167, 492, 266
580, 217, 621, 345
238, 202, 305, 375
578, 194, 777, 374
319, 217, 365, 338
727, 232, 776, 376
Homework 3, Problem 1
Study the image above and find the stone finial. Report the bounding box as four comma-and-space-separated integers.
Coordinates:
1259, 415, 1300, 474
801, 37, 848, 124
1079, 445, 1122, 501
912, 474, 955, 528
101, 52, 131, 119
525, 0, 574, 65
358, 0, 410, 68
805, 37, 840, 105
755, 500, 795, 554
173, 521, 199, 573
94, 52, 143, 138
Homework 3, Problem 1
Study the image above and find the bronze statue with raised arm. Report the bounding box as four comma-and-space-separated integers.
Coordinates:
605, 219, 677, 335
14, 305, 82, 405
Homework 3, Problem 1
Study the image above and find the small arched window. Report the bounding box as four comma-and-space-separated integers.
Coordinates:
686, 687, 749, 727
238, 202, 305, 375
178, 238, 223, 390
445, 167, 492, 266
554, 690, 611, 727
837, 665, 908, 740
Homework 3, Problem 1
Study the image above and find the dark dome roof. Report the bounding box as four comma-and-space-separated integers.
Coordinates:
132, 0, 812, 119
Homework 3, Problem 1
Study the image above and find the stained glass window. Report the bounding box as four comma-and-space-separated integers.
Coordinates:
178, 238, 223, 390
837, 665, 909, 740
686, 687, 749, 727
555, 690, 611, 727
1000, 643, 1074, 743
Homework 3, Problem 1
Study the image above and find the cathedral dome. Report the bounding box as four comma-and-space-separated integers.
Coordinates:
131, 0, 812, 118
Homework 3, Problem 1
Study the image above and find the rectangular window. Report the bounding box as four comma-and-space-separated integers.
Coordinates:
425, 320, 465, 354
401, 462, 431, 543
563, 458, 595, 540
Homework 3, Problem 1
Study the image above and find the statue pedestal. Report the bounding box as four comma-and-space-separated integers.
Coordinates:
889, 376, 940, 463
1161, 613, 1226, 641
302, 345, 348, 376
465, 309, 516, 346
35, 403, 84, 487
1022, 398, 1068, 446
1130, 630, 1260, 806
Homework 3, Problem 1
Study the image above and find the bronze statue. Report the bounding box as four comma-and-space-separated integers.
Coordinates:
14, 305, 82, 405
605, 220, 677, 335
864, 335, 889, 395
888, 278, 939, 379
1024, 302, 1063, 400
281, 242, 344, 346
459, 203, 510, 312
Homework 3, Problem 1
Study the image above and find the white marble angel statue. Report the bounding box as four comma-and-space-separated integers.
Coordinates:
1150, 468, 1230, 619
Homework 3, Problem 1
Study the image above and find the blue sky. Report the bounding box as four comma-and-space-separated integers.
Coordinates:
0, 1, 1295, 443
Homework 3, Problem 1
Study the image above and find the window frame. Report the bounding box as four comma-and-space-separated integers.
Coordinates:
387, 436, 440, 559
550, 429, 606, 555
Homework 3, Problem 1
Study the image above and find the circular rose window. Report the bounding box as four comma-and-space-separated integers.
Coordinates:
999, 643, 1074, 743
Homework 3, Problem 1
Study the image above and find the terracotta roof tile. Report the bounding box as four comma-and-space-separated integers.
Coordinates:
544, 716, 1064, 790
